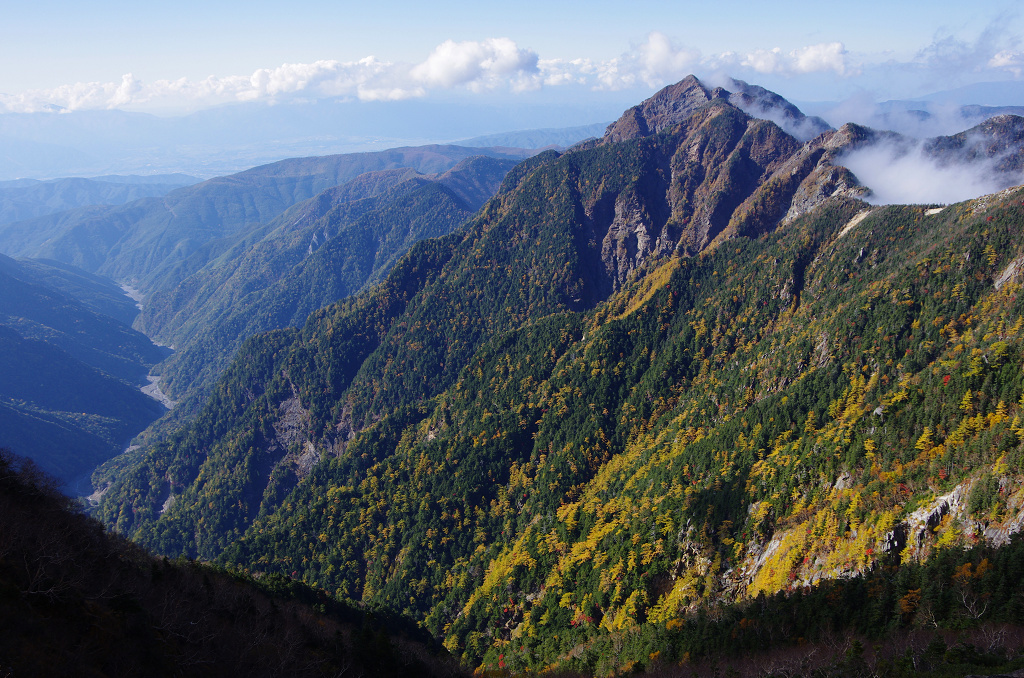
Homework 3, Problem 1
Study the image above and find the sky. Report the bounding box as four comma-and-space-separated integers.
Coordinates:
3, 0, 1024, 116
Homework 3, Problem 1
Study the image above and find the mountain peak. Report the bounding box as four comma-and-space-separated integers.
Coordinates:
603, 75, 727, 143
603, 75, 832, 144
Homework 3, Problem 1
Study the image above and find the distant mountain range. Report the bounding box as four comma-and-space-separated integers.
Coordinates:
0, 147, 532, 482
456, 122, 610, 150
0, 173, 199, 226
141, 155, 521, 406
0, 97, 630, 180
0, 145, 534, 293
3, 79, 1022, 182
802, 96, 1024, 138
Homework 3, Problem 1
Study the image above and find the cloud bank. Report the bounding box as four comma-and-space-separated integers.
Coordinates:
0, 33, 853, 113
3, 23, 1022, 115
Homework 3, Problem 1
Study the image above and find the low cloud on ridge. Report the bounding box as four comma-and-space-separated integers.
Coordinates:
840, 139, 1024, 205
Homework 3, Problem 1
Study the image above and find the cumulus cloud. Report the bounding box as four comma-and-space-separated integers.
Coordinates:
886, 19, 1024, 93
0, 76, 141, 112
586, 32, 701, 90
916, 23, 1010, 76
731, 42, 851, 76
990, 50, 1024, 77
6, 27, 1019, 115
0, 33, 868, 114
411, 38, 539, 91
0, 39, 542, 112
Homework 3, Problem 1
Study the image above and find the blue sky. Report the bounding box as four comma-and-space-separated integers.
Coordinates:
3, 0, 1024, 114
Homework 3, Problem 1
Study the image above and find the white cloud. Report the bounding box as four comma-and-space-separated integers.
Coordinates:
410, 38, 539, 90
735, 42, 850, 76
840, 140, 1024, 205
791, 42, 850, 75
0, 76, 139, 112
587, 32, 701, 90
6, 28, 1020, 115
109, 73, 143, 107
990, 50, 1024, 77
0, 38, 545, 113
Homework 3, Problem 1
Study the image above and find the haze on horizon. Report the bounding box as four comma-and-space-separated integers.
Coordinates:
3, 0, 1024, 184
5, 0, 1024, 114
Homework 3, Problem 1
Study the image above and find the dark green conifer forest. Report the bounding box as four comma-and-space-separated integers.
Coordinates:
5, 77, 1024, 676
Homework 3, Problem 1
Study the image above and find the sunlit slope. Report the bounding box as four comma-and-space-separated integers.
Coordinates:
216, 190, 1024, 671
93, 96, 838, 548
89, 80, 1024, 674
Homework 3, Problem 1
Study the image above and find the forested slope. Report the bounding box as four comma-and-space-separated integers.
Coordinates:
138, 155, 518, 403
0, 449, 461, 678
0, 145, 530, 293
88, 78, 1024, 675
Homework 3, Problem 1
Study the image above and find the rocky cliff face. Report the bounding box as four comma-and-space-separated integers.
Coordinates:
602, 75, 832, 145
602, 75, 728, 143
585, 80, 868, 282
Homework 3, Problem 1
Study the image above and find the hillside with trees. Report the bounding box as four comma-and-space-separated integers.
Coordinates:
138, 155, 519, 405
87, 77, 1024, 675
0, 448, 461, 678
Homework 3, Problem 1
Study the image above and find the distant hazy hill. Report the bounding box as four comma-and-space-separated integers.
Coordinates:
0, 256, 166, 485
0, 256, 164, 381
457, 122, 610, 149
0, 327, 163, 485
0, 174, 199, 226
803, 93, 1024, 138
0, 255, 140, 325
140, 155, 519, 403
0, 145, 533, 294
0, 96, 628, 179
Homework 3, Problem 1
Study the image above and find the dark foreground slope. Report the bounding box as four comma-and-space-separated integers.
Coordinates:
0, 449, 462, 678
92, 77, 1024, 674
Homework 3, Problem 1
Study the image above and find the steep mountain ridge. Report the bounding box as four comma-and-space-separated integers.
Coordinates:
215, 186, 1024, 673
84, 76, 1024, 675
602, 75, 831, 145
86, 77, 904, 558
924, 113, 1024, 172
